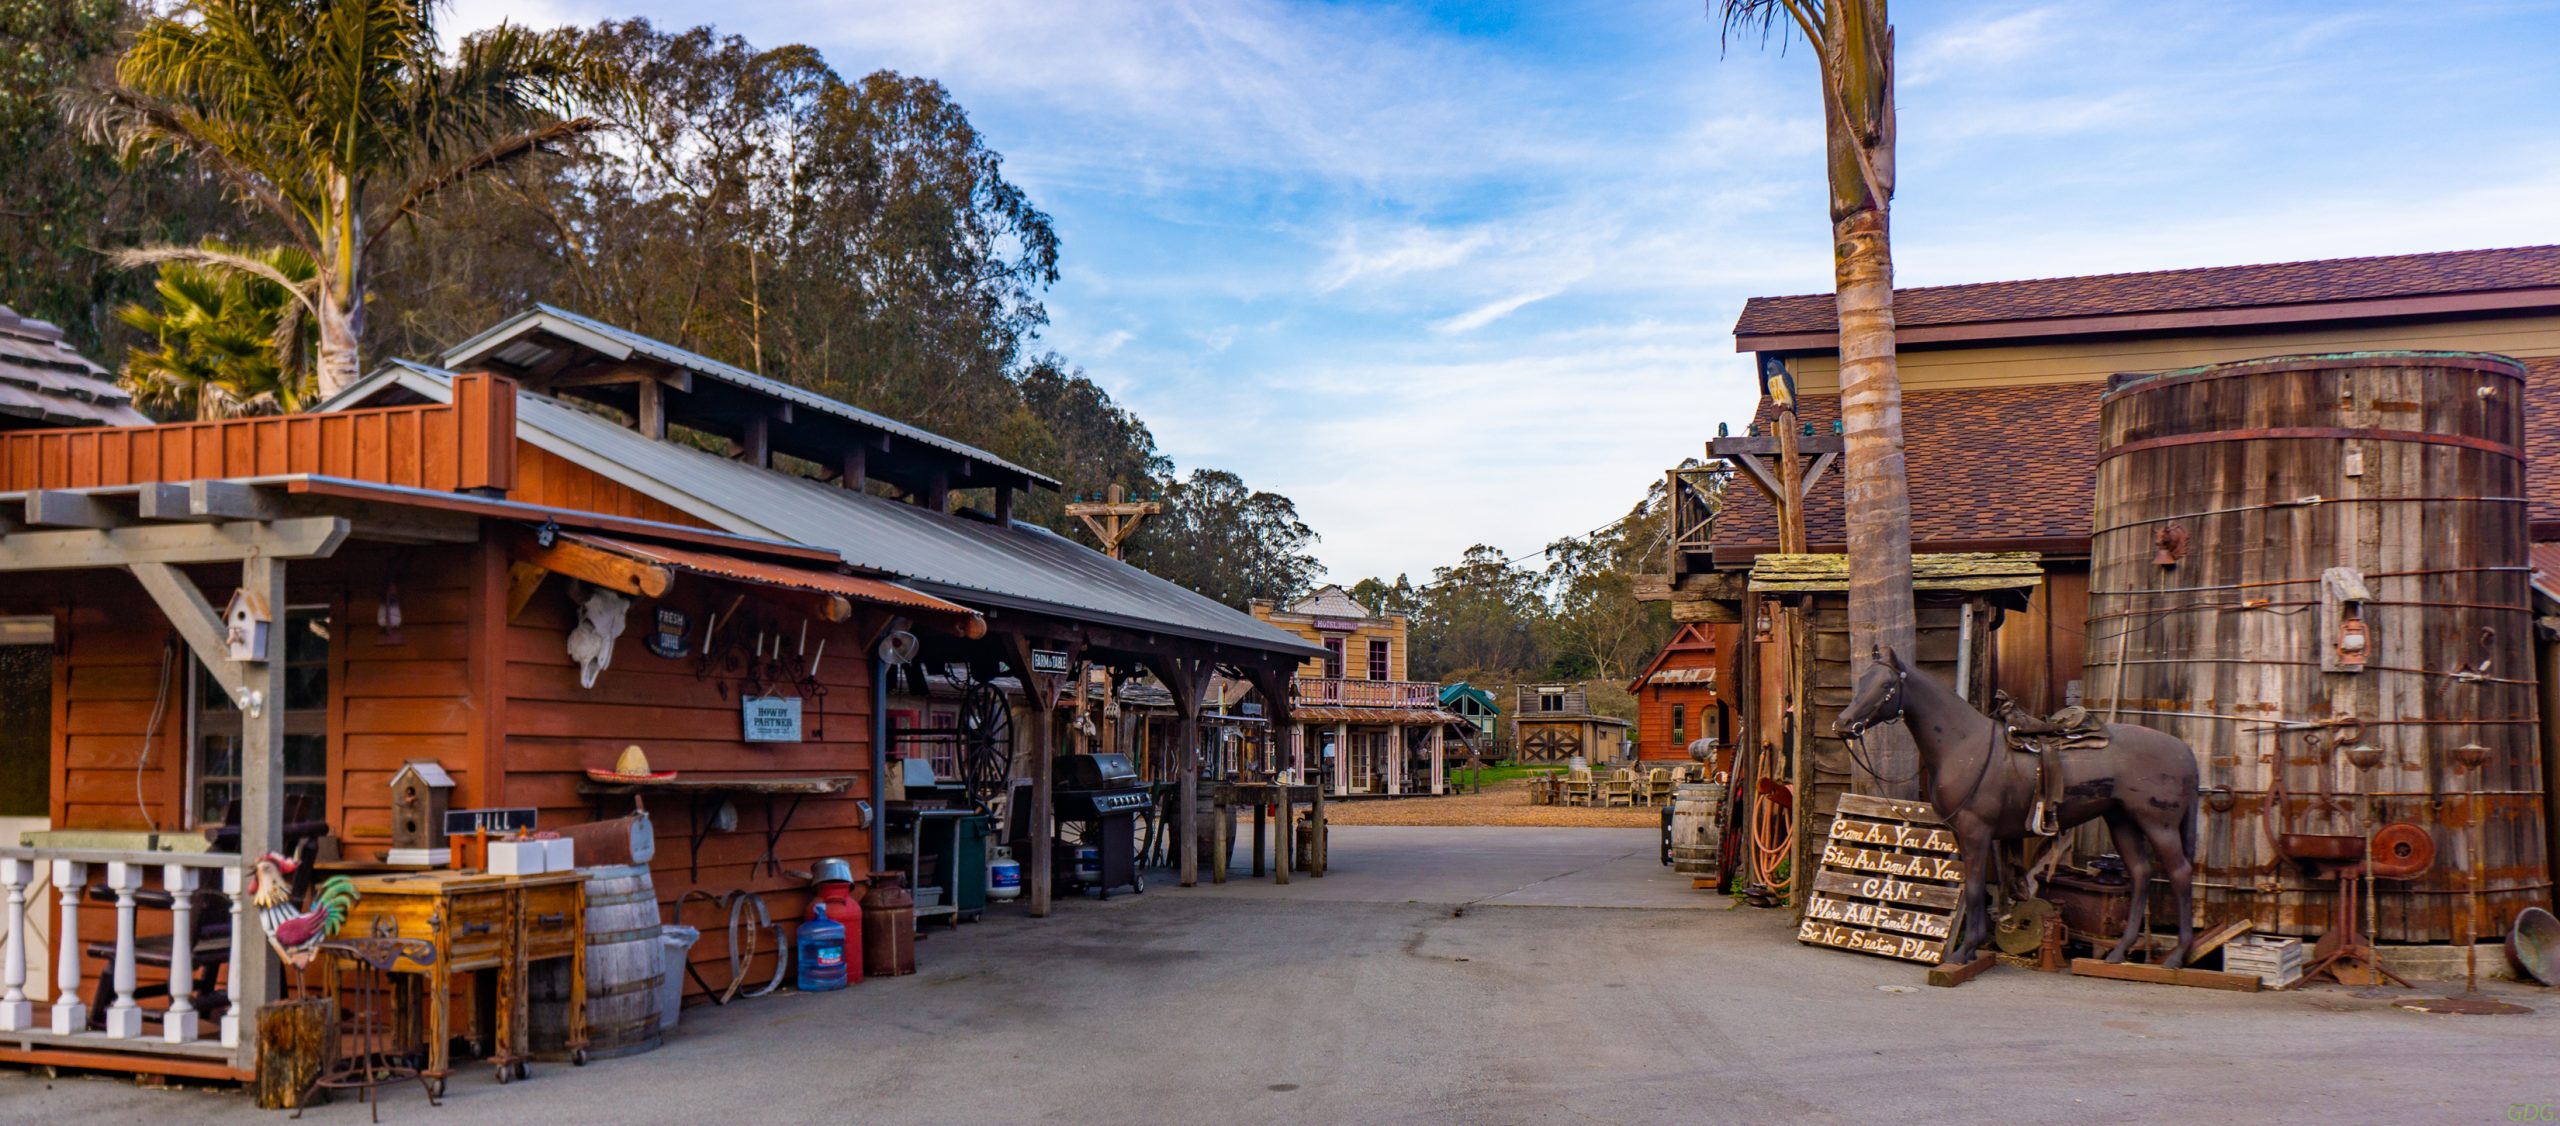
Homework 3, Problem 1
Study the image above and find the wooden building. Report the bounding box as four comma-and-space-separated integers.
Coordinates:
1437, 682, 1498, 758
0, 305, 1320, 1080
1510, 684, 1630, 765
1250, 586, 1459, 795
1627, 623, 1732, 766
1662, 244, 2560, 922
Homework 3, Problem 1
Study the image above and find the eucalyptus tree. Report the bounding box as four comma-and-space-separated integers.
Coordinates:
74, 0, 625, 397
1712, 0, 1918, 794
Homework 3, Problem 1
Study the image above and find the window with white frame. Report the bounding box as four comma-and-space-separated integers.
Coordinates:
192, 607, 330, 827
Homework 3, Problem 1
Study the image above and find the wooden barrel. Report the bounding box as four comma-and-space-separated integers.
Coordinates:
2087, 352, 2549, 942
532, 864, 665, 1060
1669, 782, 1727, 874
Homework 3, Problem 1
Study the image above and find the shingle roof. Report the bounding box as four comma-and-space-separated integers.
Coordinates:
1711, 356, 2560, 555
358, 361, 1322, 660
0, 306, 150, 427
1735, 245, 2560, 339
438, 304, 1056, 488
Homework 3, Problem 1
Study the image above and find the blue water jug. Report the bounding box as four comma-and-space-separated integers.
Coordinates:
797, 903, 849, 992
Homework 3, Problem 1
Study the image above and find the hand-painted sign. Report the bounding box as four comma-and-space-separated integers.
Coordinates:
645, 607, 691, 659
443, 807, 538, 836
1028, 648, 1072, 676
742, 694, 804, 742
1798, 792, 1964, 965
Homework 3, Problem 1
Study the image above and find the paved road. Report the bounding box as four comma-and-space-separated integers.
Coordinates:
7, 826, 2557, 1124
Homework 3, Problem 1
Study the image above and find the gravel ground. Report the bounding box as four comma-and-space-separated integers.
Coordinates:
1319, 777, 1659, 828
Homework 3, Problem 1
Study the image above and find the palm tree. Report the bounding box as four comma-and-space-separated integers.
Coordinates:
116, 242, 318, 420
1712, 1, 1918, 795
74, 1, 625, 398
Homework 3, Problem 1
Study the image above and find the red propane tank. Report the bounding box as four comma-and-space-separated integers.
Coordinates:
807, 880, 863, 984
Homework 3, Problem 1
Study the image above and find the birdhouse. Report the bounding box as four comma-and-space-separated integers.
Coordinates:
388, 760, 455, 863
223, 588, 272, 662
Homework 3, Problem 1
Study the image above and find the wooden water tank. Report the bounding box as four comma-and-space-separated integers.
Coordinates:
2085, 352, 2550, 942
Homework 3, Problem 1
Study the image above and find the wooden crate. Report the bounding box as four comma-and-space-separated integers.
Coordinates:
2220, 935, 2306, 987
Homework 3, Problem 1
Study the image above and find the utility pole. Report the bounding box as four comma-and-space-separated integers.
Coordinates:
1065, 483, 1163, 560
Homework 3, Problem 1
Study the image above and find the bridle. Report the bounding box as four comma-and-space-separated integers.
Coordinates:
1838, 665, 2002, 811
1838, 668, 1919, 785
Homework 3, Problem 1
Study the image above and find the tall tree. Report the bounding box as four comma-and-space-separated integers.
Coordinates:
372, 21, 1059, 457
1713, 0, 1917, 794
75, 0, 625, 397
1127, 469, 1321, 610
0, 0, 236, 354
1409, 546, 1548, 682
115, 241, 316, 419
1015, 355, 1169, 528
1543, 489, 1675, 683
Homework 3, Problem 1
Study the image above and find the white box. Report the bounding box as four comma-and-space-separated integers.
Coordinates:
542, 837, 574, 872
487, 839, 542, 875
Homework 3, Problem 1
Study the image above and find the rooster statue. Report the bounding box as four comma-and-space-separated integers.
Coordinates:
247, 852, 359, 970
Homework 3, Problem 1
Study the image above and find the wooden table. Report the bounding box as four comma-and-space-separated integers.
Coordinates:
336, 870, 588, 1087
1211, 781, 1324, 884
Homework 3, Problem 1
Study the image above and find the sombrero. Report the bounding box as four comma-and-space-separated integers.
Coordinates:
587, 745, 676, 784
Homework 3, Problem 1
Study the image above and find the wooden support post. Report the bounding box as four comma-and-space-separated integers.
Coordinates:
1429, 724, 1445, 795
1027, 703, 1054, 918
923, 468, 950, 513
741, 413, 770, 469
994, 485, 1015, 525
841, 446, 867, 491
636, 378, 665, 441
1332, 723, 1348, 796
233, 553, 285, 1071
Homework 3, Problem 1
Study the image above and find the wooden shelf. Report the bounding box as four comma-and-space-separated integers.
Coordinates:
576, 774, 858, 797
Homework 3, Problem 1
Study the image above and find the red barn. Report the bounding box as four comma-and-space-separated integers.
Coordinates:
1628, 624, 1731, 769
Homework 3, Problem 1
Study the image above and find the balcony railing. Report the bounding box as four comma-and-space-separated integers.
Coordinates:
0, 845, 250, 1070
1292, 676, 1440, 709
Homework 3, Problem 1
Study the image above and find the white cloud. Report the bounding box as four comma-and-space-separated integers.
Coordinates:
1431, 287, 1563, 335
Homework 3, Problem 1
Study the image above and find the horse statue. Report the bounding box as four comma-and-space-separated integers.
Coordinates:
1833, 645, 2201, 967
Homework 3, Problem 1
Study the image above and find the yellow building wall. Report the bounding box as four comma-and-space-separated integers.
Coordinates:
1784, 313, 2560, 394
1250, 605, 1412, 681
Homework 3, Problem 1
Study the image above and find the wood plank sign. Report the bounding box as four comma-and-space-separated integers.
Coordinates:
1797, 792, 1965, 965
742, 694, 804, 742
1028, 648, 1073, 676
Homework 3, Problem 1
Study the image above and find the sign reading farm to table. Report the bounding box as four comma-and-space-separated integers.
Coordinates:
742, 695, 804, 742
1028, 648, 1072, 676
1797, 792, 1964, 965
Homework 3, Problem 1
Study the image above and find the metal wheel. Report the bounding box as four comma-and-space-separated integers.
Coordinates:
495, 1064, 511, 1084
572, 1048, 589, 1067
957, 678, 1014, 809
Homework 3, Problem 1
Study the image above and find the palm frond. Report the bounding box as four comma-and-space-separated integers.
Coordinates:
364, 115, 611, 256
1710, 0, 1826, 53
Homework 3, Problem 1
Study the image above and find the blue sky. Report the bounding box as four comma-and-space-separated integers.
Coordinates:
452, 0, 2560, 583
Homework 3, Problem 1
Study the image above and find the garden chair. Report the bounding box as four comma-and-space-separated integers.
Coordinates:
1604, 769, 1635, 807
1646, 768, 1674, 806
1563, 769, 1594, 807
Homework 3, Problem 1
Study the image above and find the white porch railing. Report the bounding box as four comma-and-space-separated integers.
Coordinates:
1292, 676, 1440, 709
0, 846, 250, 1067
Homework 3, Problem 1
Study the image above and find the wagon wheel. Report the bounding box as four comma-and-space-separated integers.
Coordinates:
958, 679, 1014, 811
1520, 727, 1580, 762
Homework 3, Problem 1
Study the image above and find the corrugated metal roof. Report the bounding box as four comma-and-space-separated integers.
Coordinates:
565, 532, 982, 626
0, 306, 150, 427
438, 305, 1056, 488
358, 362, 1323, 660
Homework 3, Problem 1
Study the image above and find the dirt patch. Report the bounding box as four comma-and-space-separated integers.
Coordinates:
1319, 778, 1660, 828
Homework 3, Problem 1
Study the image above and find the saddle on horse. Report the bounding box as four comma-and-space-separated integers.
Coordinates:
1991, 691, 2110, 836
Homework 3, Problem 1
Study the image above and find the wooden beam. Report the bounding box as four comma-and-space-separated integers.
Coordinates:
511, 535, 673, 599
0, 518, 349, 571
506, 562, 550, 621
994, 485, 1014, 525
741, 414, 770, 469
549, 364, 692, 393
2069, 958, 2262, 992
128, 562, 245, 701
841, 446, 867, 491
1708, 433, 1844, 458
26, 489, 122, 528
1671, 600, 1743, 624
192, 481, 284, 521
135, 483, 219, 522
